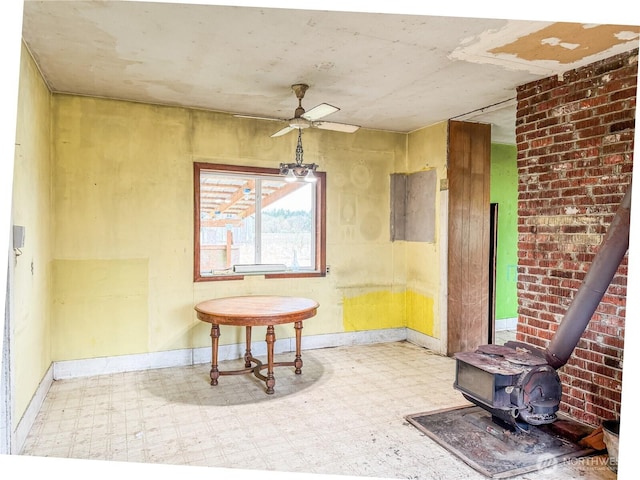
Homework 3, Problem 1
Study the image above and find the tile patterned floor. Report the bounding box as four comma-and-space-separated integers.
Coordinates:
20, 341, 616, 479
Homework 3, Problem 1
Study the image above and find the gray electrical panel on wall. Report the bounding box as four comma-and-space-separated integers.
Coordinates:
390, 169, 437, 242
13, 225, 25, 249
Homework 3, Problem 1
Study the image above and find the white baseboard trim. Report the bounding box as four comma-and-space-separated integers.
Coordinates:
53, 348, 194, 380
303, 328, 407, 350
15, 363, 53, 454
406, 328, 446, 355
495, 317, 518, 331
53, 327, 411, 381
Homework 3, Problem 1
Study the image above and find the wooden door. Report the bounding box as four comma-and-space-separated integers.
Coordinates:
447, 120, 491, 355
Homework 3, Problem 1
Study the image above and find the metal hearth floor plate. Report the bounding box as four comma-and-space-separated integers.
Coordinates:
405, 406, 597, 479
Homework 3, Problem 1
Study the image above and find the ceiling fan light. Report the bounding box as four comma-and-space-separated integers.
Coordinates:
289, 117, 311, 129
284, 169, 297, 182
304, 169, 317, 182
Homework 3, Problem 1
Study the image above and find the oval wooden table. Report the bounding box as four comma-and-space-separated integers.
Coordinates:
194, 295, 319, 394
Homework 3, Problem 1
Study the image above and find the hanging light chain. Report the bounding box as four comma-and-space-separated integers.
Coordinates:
279, 128, 318, 182
295, 129, 304, 165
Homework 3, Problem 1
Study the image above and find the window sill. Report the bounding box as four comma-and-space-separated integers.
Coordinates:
195, 270, 325, 282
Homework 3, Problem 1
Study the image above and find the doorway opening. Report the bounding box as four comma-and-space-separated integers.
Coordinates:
488, 203, 498, 344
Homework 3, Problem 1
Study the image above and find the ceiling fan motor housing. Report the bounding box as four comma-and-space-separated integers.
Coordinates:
292, 84, 309, 119
291, 83, 309, 99
235, 82, 358, 137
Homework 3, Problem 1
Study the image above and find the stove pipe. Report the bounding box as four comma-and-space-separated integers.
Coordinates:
544, 184, 632, 369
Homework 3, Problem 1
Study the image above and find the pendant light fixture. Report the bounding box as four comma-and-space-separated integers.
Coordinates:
279, 128, 318, 182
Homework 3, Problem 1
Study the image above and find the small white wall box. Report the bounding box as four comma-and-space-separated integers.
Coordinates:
13, 225, 25, 249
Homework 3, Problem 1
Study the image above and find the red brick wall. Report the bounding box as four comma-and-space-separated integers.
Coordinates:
515, 49, 637, 426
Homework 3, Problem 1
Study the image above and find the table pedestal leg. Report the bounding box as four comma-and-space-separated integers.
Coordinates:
210, 324, 220, 386
294, 321, 303, 374
265, 325, 276, 394
244, 326, 252, 367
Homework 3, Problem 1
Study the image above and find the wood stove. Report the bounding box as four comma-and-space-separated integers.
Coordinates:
454, 184, 631, 431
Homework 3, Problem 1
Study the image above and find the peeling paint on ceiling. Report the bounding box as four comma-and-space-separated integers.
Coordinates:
490, 22, 640, 64
449, 20, 639, 78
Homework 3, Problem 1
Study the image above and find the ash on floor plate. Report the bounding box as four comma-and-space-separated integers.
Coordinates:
406, 405, 599, 478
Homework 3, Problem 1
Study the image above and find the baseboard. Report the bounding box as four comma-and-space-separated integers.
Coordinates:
53, 327, 410, 381
406, 328, 446, 355
495, 317, 518, 331
15, 363, 53, 454
53, 348, 195, 380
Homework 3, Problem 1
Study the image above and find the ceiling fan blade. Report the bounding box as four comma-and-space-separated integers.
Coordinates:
234, 113, 284, 122
302, 103, 339, 121
313, 121, 360, 133
271, 126, 296, 137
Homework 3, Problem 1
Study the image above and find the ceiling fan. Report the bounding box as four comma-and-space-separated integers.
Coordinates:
234, 84, 360, 137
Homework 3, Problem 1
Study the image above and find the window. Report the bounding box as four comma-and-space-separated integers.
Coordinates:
194, 163, 326, 281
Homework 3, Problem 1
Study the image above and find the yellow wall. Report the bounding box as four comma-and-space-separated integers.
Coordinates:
11, 43, 53, 426
337, 122, 448, 343
342, 290, 406, 331
12, 44, 450, 427
50, 92, 411, 359
405, 123, 449, 342
52, 96, 195, 357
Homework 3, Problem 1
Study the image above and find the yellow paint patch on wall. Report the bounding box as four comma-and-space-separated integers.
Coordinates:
490, 23, 640, 64
52, 259, 149, 360
405, 290, 436, 337
342, 289, 435, 336
342, 290, 406, 332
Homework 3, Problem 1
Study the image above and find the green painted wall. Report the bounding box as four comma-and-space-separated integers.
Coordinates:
490, 143, 518, 320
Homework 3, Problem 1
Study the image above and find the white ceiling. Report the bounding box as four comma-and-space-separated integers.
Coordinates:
20, 1, 640, 144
